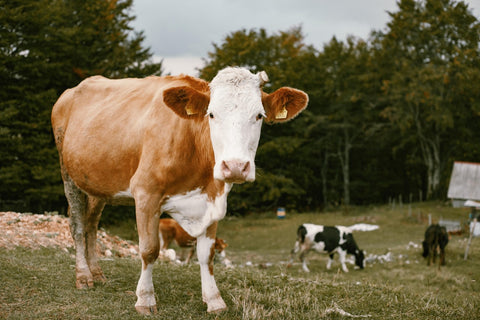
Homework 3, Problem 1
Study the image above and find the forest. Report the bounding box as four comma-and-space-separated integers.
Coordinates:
1, 0, 479, 215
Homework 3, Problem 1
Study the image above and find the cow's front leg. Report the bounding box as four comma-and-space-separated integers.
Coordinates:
299, 249, 310, 272
134, 194, 162, 315
197, 222, 227, 313
326, 253, 334, 270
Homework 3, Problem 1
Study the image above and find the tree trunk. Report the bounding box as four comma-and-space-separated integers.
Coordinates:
338, 128, 351, 206
411, 100, 442, 200
321, 151, 330, 207
417, 126, 441, 200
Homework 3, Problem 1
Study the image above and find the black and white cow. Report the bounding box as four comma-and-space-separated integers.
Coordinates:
290, 224, 365, 272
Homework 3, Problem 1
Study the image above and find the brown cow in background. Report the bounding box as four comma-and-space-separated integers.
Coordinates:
159, 218, 227, 264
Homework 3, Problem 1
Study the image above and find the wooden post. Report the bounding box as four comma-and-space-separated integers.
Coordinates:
464, 218, 477, 260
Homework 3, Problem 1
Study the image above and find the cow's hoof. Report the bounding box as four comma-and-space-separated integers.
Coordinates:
76, 276, 94, 289
90, 267, 106, 284
93, 273, 107, 283
207, 305, 227, 313
135, 305, 158, 315
207, 299, 227, 313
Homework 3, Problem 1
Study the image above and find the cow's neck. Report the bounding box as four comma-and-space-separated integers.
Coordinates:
159, 116, 225, 199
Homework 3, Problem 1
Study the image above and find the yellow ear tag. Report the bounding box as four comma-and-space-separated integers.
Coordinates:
275, 106, 288, 119
186, 106, 196, 115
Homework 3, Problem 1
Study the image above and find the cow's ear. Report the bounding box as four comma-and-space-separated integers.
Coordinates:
262, 87, 308, 123
163, 86, 210, 119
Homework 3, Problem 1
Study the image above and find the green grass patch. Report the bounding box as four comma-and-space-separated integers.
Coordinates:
1, 202, 479, 319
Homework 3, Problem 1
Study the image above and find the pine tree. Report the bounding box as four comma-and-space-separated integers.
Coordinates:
0, 0, 162, 212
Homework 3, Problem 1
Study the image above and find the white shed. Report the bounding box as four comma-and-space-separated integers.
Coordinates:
447, 161, 480, 208
447, 162, 480, 257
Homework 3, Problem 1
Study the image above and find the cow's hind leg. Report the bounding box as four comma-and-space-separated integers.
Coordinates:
85, 196, 106, 283
439, 248, 446, 266
185, 246, 195, 264
63, 175, 92, 288
288, 240, 300, 267
299, 249, 310, 272
197, 222, 227, 313
432, 245, 438, 263
427, 244, 434, 266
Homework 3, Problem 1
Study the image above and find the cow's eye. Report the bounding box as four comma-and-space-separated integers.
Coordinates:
209, 113, 214, 119
256, 114, 263, 121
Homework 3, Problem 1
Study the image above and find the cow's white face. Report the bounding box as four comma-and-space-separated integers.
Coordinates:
162, 66, 308, 184
207, 68, 267, 183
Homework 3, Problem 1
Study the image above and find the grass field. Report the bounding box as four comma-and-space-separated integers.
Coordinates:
1, 202, 479, 319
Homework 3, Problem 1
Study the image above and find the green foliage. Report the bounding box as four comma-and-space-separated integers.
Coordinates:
1, 0, 480, 215
375, 0, 480, 199
0, 0, 162, 212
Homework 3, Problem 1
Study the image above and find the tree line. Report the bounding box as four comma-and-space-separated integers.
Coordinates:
1, 0, 479, 216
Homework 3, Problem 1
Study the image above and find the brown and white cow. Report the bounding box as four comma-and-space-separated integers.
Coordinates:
51, 67, 308, 314
159, 218, 228, 264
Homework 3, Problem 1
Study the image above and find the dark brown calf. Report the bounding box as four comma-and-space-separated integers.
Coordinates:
422, 224, 449, 268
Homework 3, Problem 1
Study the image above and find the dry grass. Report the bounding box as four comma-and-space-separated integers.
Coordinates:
1, 202, 479, 319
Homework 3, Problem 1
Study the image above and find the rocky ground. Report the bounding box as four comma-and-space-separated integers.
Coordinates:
0, 211, 139, 258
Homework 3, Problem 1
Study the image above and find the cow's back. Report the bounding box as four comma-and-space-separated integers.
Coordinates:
51, 75, 212, 198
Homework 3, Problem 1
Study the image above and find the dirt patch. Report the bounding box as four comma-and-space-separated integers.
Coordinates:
0, 212, 139, 258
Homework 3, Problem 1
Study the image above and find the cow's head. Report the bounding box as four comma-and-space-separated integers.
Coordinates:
163, 67, 308, 183
355, 250, 365, 269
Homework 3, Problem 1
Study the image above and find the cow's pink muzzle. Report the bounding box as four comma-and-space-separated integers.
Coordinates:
221, 160, 251, 183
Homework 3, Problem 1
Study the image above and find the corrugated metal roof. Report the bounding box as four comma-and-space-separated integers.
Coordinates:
447, 161, 480, 201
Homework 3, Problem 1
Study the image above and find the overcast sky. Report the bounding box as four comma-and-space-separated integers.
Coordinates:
130, 0, 480, 76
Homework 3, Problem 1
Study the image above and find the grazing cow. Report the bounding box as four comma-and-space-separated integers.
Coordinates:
422, 224, 449, 267
290, 224, 365, 273
51, 67, 308, 314
159, 218, 228, 264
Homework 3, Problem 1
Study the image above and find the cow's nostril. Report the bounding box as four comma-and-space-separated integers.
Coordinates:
242, 162, 250, 175
221, 161, 231, 175
221, 160, 250, 182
